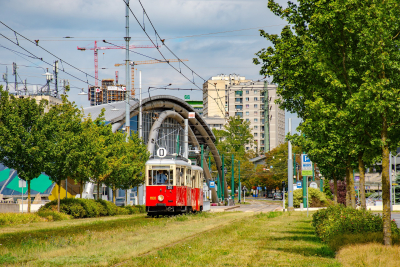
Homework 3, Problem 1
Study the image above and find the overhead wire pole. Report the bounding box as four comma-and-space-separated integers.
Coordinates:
288, 118, 294, 211
125, 0, 131, 142
124, 0, 131, 207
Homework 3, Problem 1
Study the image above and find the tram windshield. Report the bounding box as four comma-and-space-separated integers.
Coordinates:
148, 168, 173, 186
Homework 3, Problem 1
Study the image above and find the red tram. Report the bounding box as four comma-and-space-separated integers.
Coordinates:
145, 158, 204, 216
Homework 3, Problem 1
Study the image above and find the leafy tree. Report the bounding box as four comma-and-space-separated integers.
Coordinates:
44, 96, 83, 212
254, 0, 400, 245
0, 88, 52, 212
102, 132, 149, 204
212, 116, 254, 199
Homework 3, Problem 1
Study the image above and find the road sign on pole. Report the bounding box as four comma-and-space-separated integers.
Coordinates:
301, 154, 312, 176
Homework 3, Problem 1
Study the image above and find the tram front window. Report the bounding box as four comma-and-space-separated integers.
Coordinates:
148, 169, 172, 185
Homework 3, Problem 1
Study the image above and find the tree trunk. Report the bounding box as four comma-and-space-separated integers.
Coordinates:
27, 180, 31, 213
57, 181, 61, 212
349, 167, 356, 208
381, 118, 392, 245
345, 167, 351, 207
80, 179, 83, 199
97, 182, 100, 200
125, 189, 128, 206
113, 185, 116, 204
333, 173, 338, 204
358, 154, 366, 210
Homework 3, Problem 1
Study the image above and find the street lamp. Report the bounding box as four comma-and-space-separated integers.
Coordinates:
78, 88, 87, 95
43, 69, 53, 96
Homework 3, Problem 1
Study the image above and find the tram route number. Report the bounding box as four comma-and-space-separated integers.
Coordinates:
157, 147, 167, 158
150, 196, 156, 200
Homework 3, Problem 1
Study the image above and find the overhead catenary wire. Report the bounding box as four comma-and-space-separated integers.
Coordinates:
121, 0, 226, 117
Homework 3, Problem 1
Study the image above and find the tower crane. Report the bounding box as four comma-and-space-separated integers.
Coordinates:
77, 41, 158, 87
115, 59, 188, 97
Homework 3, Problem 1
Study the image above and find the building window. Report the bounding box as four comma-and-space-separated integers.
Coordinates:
254, 90, 258, 94
246, 104, 249, 109
235, 98, 243, 103
246, 111, 249, 116
246, 147, 249, 150
261, 119, 265, 124
235, 105, 243, 110
254, 111, 258, 115
254, 133, 258, 137
261, 140, 265, 145
261, 112, 264, 116
262, 133, 265, 138
235, 91, 243, 96
254, 104, 258, 109
246, 97, 249, 101
246, 119, 249, 122
261, 105, 264, 109
260, 147, 264, 152
261, 126, 264, 131
254, 126, 258, 130
254, 97, 258, 101
235, 112, 243, 117
246, 90, 249, 94
254, 118, 258, 122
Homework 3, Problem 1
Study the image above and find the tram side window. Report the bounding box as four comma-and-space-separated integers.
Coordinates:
186, 169, 191, 187
192, 170, 196, 188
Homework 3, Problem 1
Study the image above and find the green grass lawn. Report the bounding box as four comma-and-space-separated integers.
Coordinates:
123, 211, 339, 267
0, 211, 340, 266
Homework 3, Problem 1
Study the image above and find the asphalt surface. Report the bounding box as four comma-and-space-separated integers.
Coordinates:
210, 199, 280, 213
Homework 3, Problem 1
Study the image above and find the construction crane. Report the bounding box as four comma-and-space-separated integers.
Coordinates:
115, 59, 189, 97
77, 41, 158, 87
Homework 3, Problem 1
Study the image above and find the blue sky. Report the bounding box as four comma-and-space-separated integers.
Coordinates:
0, 0, 301, 133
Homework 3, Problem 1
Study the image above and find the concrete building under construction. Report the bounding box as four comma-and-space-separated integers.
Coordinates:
88, 79, 126, 106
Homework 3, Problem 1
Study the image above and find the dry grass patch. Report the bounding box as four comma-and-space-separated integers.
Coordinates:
337, 243, 400, 267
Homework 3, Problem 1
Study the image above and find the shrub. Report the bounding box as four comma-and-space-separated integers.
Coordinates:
36, 210, 71, 221
116, 207, 129, 215
39, 198, 125, 218
312, 205, 400, 243
0, 213, 44, 226
328, 232, 400, 251
286, 188, 332, 208
124, 205, 140, 214
96, 199, 118, 216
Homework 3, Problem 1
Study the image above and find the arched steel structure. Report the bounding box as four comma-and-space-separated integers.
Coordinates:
107, 95, 226, 203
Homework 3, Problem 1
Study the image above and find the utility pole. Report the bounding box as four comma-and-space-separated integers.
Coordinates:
293, 153, 296, 183
288, 118, 294, 211
24, 79, 27, 95
124, 0, 131, 142
2, 66, 8, 91
231, 154, 234, 201
222, 154, 225, 201
238, 160, 241, 203
54, 60, 58, 97
13, 62, 17, 94
139, 70, 142, 139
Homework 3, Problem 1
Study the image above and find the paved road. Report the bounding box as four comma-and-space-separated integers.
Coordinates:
210, 200, 280, 213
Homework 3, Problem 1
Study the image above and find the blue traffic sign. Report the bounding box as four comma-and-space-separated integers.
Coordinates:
297, 181, 302, 188
209, 181, 215, 188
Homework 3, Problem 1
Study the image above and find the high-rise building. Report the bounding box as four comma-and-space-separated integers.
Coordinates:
203, 75, 285, 152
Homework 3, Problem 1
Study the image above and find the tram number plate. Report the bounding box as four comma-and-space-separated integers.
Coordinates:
166, 186, 173, 190
150, 197, 156, 200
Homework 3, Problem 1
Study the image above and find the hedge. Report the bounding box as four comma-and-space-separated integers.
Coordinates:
312, 205, 400, 243
39, 198, 146, 219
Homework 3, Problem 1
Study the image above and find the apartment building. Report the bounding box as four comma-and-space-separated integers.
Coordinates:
203, 75, 285, 152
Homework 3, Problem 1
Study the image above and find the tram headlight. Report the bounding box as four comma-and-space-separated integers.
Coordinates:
158, 195, 164, 202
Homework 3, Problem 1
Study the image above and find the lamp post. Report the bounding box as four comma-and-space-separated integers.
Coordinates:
43, 69, 53, 95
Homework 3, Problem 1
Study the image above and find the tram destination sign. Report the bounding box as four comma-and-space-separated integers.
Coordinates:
301, 154, 313, 177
